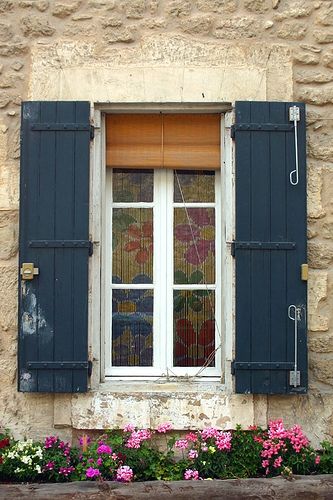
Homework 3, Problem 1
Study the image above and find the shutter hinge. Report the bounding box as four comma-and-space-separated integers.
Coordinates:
88, 360, 93, 377
289, 370, 300, 387
231, 124, 235, 139
90, 125, 95, 140
88, 241, 93, 256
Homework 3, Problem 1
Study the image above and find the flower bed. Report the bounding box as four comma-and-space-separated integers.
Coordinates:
0, 420, 333, 483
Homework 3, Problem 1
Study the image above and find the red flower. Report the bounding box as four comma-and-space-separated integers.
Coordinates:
124, 222, 153, 264
0, 438, 10, 449
175, 319, 215, 365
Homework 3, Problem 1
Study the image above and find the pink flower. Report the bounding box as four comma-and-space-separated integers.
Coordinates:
86, 467, 101, 479
175, 439, 188, 450
156, 422, 173, 433
97, 457, 103, 466
262, 459, 270, 468
97, 444, 112, 455
44, 436, 58, 449
59, 466, 75, 477
123, 423, 135, 433
315, 455, 321, 465
44, 461, 55, 470
273, 456, 283, 468
184, 469, 199, 480
215, 431, 232, 451
185, 432, 198, 442
117, 465, 133, 482
175, 208, 215, 265
79, 435, 91, 446
126, 429, 151, 449
188, 449, 198, 459
201, 427, 219, 440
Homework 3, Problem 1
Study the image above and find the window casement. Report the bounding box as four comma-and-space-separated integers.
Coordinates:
104, 114, 222, 378
18, 100, 308, 395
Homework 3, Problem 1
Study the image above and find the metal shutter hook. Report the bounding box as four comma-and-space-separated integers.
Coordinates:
289, 106, 300, 186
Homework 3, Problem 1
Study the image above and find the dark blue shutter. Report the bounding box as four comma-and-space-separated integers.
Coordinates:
232, 101, 307, 394
18, 101, 91, 393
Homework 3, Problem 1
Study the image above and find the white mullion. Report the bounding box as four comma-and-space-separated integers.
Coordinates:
112, 202, 154, 209
153, 169, 164, 371
104, 169, 112, 372
214, 168, 222, 376
166, 169, 174, 371
173, 202, 215, 208
111, 284, 154, 289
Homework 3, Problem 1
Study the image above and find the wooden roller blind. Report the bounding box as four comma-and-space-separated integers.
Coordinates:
106, 113, 220, 169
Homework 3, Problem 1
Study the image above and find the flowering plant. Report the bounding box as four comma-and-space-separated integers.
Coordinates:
42, 436, 78, 482
0, 439, 44, 482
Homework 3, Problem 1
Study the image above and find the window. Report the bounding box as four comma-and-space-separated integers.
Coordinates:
104, 113, 221, 378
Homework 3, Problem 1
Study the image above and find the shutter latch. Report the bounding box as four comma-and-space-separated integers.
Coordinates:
20, 263, 39, 280
301, 263, 308, 281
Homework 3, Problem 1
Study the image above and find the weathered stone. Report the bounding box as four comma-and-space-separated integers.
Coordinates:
308, 133, 333, 161
139, 18, 166, 30
322, 49, 333, 69
310, 356, 333, 384
196, 0, 238, 13
308, 270, 328, 331
264, 20, 273, 29
36, 1, 49, 12
52, 2, 81, 19
295, 70, 333, 84
272, 0, 280, 8
63, 23, 95, 36
276, 21, 307, 40
166, 0, 192, 17
308, 241, 333, 269
20, 15, 55, 37
180, 15, 212, 35
88, 0, 108, 8
309, 335, 333, 353
213, 16, 260, 39
19, 0, 34, 7
0, 0, 13, 12
0, 211, 18, 260
308, 164, 325, 219
316, 6, 333, 26
123, 0, 146, 19
0, 23, 13, 43
313, 30, 333, 43
0, 76, 13, 88
244, 0, 269, 13
149, 0, 159, 15
300, 43, 322, 53
101, 16, 123, 28
0, 263, 17, 332
273, 0, 314, 20
0, 40, 28, 57
293, 51, 320, 65
297, 86, 333, 105
103, 26, 136, 43
307, 227, 318, 239
72, 14, 93, 20
0, 94, 10, 108
10, 61, 23, 71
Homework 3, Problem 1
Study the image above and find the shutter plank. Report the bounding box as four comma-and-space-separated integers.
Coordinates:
269, 102, 288, 393
250, 102, 271, 393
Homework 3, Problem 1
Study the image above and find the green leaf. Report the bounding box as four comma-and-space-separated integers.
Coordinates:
113, 212, 136, 231
174, 294, 185, 312
189, 270, 203, 284
193, 289, 210, 297
188, 296, 202, 312
174, 270, 188, 284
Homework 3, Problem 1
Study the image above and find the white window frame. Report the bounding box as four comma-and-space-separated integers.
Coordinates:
88, 104, 234, 388
104, 167, 222, 378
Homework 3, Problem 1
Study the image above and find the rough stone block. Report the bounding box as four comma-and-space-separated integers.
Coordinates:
273, 0, 314, 20
308, 133, 333, 161
313, 30, 333, 44
52, 2, 81, 19
309, 334, 333, 353
0, 0, 13, 13
180, 15, 212, 35
244, 0, 269, 13
295, 70, 333, 84
213, 17, 260, 39
103, 26, 136, 43
20, 15, 55, 37
0, 210, 18, 260
308, 270, 328, 331
308, 164, 325, 219
0, 23, 13, 43
0, 262, 18, 331
316, 6, 333, 26
123, 0, 146, 19
196, 0, 238, 13
166, 0, 192, 17
276, 21, 307, 40
308, 241, 333, 270
293, 51, 320, 65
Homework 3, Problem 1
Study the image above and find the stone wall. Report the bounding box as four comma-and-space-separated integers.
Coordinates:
0, 0, 333, 445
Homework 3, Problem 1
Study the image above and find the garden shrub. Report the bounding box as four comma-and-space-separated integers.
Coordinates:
0, 420, 331, 483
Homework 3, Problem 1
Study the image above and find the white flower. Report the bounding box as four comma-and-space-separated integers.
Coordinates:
21, 455, 32, 464
35, 465, 42, 474
34, 448, 43, 459
14, 467, 23, 474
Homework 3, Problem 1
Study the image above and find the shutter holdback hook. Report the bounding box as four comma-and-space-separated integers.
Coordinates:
289, 106, 300, 186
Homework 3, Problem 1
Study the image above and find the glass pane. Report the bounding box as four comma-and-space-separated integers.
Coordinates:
113, 169, 153, 202
112, 289, 153, 366
174, 208, 215, 284
112, 208, 153, 284
173, 290, 215, 367
174, 170, 215, 203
